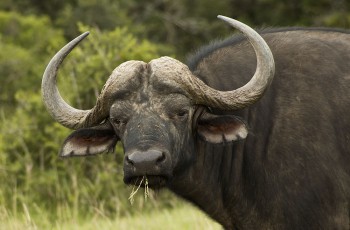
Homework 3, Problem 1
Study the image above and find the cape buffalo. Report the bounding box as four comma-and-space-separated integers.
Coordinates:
42, 16, 350, 229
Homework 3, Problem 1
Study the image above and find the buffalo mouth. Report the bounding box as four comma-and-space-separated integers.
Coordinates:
124, 175, 169, 189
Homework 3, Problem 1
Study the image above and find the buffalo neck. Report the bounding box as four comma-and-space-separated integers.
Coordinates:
168, 139, 248, 229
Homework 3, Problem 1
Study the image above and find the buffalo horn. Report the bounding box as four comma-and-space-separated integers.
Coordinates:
186, 15, 275, 110
42, 32, 103, 129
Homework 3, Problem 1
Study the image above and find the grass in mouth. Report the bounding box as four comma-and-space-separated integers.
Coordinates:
128, 176, 149, 205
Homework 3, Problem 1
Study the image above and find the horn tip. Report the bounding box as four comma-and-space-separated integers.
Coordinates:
217, 15, 236, 24
82, 31, 90, 37
217, 15, 228, 20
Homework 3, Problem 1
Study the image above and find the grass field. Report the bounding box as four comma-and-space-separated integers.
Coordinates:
1, 203, 221, 230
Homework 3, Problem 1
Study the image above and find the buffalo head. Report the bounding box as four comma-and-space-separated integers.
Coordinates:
42, 16, 274, 188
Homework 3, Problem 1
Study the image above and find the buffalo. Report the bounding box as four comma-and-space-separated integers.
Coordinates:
42, 16, 350, 229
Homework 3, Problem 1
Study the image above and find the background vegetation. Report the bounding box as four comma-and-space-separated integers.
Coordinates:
0, 0, 349, 229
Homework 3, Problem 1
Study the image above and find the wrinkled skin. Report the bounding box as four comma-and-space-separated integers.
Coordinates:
108, 66, 196, 187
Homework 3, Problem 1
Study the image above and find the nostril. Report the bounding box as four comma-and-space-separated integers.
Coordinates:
156, 152, 166, 164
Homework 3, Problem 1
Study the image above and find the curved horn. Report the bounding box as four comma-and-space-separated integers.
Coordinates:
186, 16, 275, 110
42, 32, 96, 129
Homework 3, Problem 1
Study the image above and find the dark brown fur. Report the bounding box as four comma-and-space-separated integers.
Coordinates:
169, 28, 350, 229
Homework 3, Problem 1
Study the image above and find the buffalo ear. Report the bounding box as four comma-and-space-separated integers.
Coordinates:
60, 121, 119, 157
196, 112, 248, 144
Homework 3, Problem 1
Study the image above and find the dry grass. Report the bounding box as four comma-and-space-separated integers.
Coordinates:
128, 176, 150, 205
0, 203, 222, 230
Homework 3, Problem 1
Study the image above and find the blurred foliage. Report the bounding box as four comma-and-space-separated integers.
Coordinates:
0, 11, 64, 109
0, 0, 349, 225
1, 0, 349, 56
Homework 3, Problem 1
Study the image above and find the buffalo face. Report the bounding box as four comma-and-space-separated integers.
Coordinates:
108, 71, 196, 188
60, 60, 198, 188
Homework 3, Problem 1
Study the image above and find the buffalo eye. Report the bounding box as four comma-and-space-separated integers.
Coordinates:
111, 117, 127, 126
170, 109, 189, 121
114, 119, 122, 125
176, 110, 188, 117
